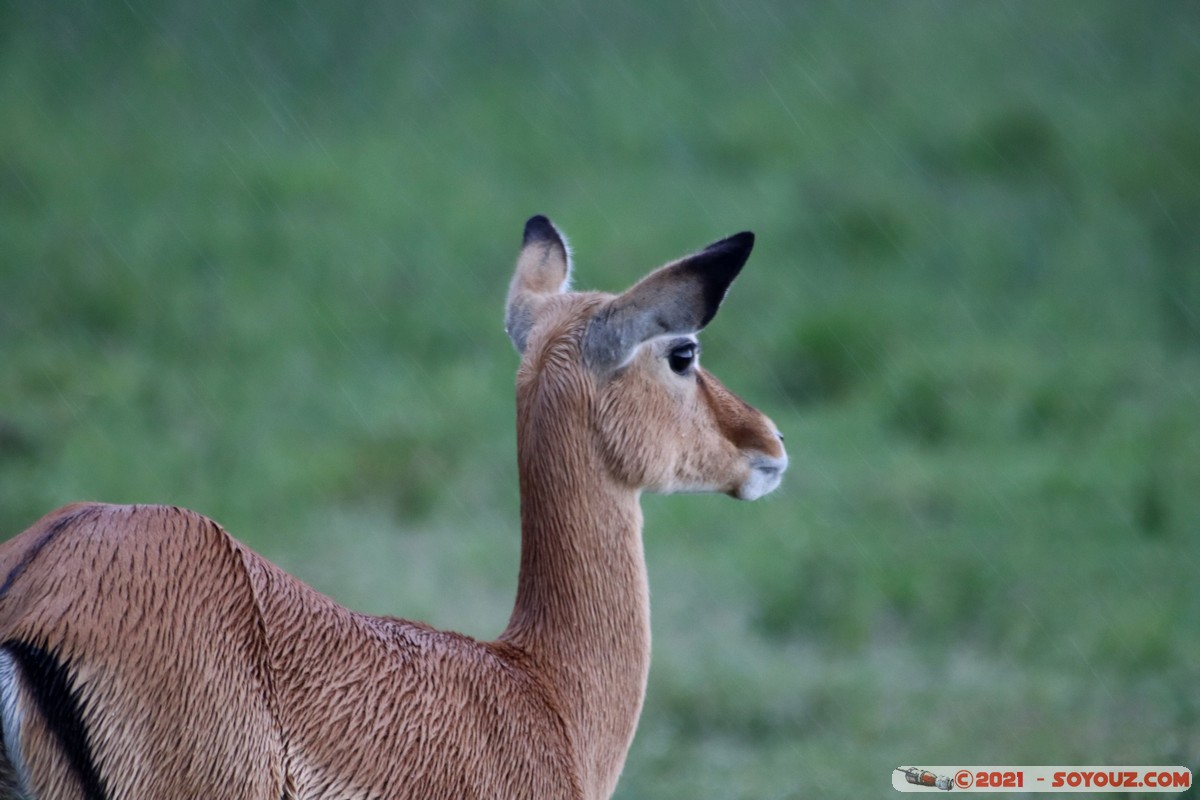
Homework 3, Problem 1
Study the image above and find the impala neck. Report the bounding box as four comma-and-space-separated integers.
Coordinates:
500, 389, 651, 798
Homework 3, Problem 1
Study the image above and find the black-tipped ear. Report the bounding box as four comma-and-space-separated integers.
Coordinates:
584, 230, 754, 368
505, 215, 572, 353
684, 231, 754, 329
523, 214, 561, 246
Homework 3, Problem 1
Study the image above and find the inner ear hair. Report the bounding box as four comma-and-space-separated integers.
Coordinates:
505, 215, 573, 353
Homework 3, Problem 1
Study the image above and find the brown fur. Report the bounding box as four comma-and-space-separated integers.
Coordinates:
0, 218, 785, 799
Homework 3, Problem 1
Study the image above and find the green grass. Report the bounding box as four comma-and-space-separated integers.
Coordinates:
2, 2, 1199, 796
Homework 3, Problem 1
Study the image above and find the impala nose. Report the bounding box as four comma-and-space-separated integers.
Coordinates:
737, 451, 788, 501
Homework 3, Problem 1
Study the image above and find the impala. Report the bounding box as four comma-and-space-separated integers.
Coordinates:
0, 215, 786, 799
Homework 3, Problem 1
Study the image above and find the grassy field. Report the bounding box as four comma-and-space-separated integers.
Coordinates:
2, 2, 1198, 796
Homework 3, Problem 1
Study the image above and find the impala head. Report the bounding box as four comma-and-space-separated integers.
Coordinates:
505, 215, 787, 501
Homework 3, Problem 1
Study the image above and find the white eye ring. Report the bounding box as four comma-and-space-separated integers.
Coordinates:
667, 343, 697, 375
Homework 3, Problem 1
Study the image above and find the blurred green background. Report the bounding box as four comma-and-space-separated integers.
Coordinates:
2, 2, 1198, 796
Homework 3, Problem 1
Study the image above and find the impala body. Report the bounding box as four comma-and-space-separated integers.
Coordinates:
0, 216, 786, 799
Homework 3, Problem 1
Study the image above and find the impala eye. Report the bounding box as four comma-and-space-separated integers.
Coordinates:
667, 343, 697, 375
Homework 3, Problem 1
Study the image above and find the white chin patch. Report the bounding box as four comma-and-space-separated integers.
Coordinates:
736, 471, 779, 501
736, 454, 787, 501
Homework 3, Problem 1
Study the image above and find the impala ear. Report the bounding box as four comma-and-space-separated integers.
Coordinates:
505, 215, 572, 353
584, 231, 753, 368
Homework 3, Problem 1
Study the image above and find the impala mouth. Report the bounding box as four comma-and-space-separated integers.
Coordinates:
736, 453, 788, 501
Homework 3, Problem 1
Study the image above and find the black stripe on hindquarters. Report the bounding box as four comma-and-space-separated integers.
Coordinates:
0, 505, 103, 600
3, 640, 108, 800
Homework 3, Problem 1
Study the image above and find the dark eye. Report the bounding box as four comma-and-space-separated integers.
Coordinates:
667, 343, 697, 375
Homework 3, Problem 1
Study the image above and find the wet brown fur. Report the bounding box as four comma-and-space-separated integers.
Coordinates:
0, 219, 784, 799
